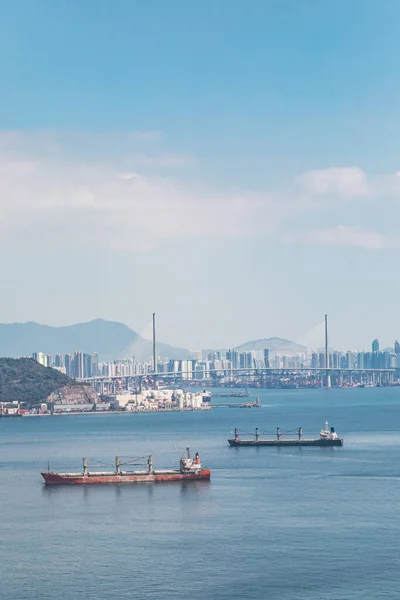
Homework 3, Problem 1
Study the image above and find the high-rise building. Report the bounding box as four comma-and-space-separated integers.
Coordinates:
194, 362, 207, 379
64, 354, 72, 377
372, 339, 379, 352
230, 350, 239, 369
83, 353, 91, 378
90, 353, 99, 377
395, 341, 400, 355
168, 359, 178, 373
263, 349, 270, 369
246, 352, 253, 369
55, 354, 64, 368
74, 351, 85, 379
332, 352, 341, 369
363, 352, 372, 369
32, 352, 46, 366
346, 351, 355, 369
226, 350, 239, 369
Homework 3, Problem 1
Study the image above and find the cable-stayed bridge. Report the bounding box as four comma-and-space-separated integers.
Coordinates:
79, 365, 396, 395
77, 315, 398, 393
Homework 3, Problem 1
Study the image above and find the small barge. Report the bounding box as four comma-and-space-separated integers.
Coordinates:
214, 397, 261, 409
228, 422, 343, 447
41, 447, 210, 485
212, 389, 249, 398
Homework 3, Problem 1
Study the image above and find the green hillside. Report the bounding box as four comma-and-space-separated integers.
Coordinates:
0, 357, 79, 406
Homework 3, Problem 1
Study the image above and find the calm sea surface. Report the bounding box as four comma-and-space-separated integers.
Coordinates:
1, 387, 400, 599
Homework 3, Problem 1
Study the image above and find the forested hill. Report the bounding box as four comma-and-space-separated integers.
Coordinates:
0, 357, 81, 406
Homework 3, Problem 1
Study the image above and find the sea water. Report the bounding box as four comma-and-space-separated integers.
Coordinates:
1, 387, 400, 599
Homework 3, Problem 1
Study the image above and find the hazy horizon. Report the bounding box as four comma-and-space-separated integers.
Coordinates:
0, 317, 395, 354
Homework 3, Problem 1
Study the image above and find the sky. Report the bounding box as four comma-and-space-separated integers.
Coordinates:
0, 0, 400, 351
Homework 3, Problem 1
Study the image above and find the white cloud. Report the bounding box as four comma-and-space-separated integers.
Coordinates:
289, 226, 388, 250
0, 132, 397, 253
128, 153, 196, 168
0, 131, 278, 251
297, 167, 369, 197
296, 165, 400, 201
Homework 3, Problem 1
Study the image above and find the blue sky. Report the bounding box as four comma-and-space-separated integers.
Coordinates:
0, 0, 399, 351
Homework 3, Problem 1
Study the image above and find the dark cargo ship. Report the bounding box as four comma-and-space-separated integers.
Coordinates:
228, 421, 343, 447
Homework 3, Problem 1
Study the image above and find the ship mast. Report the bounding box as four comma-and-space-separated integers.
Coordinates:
152, 312, 157, 390
325, 313, 331, 388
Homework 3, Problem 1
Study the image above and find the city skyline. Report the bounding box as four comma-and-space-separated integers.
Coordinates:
32, 335, 400, 381
2, 2, 400, 349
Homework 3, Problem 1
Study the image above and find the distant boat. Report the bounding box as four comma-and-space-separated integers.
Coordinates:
228, 421, 343, 447
212, 389, 249, 398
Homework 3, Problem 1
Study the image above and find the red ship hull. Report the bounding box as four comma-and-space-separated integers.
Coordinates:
41, 469, 211, 485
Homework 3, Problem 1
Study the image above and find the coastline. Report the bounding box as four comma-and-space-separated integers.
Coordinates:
22, 406, 212, 417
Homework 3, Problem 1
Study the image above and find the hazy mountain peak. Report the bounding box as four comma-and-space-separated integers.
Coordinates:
0, 319, 189, 362
235, 337, 307, 355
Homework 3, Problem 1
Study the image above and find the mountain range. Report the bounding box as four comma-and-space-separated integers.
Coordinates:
0, 320, 306, 361
0, 319, 189, 362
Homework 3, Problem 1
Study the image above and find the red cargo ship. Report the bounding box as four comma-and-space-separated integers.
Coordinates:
41, 447, 210, 485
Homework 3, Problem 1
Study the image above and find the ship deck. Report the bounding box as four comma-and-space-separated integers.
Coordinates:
228, 438, 343, 447
41, 469, 211, 485
46, 469, 181, 478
